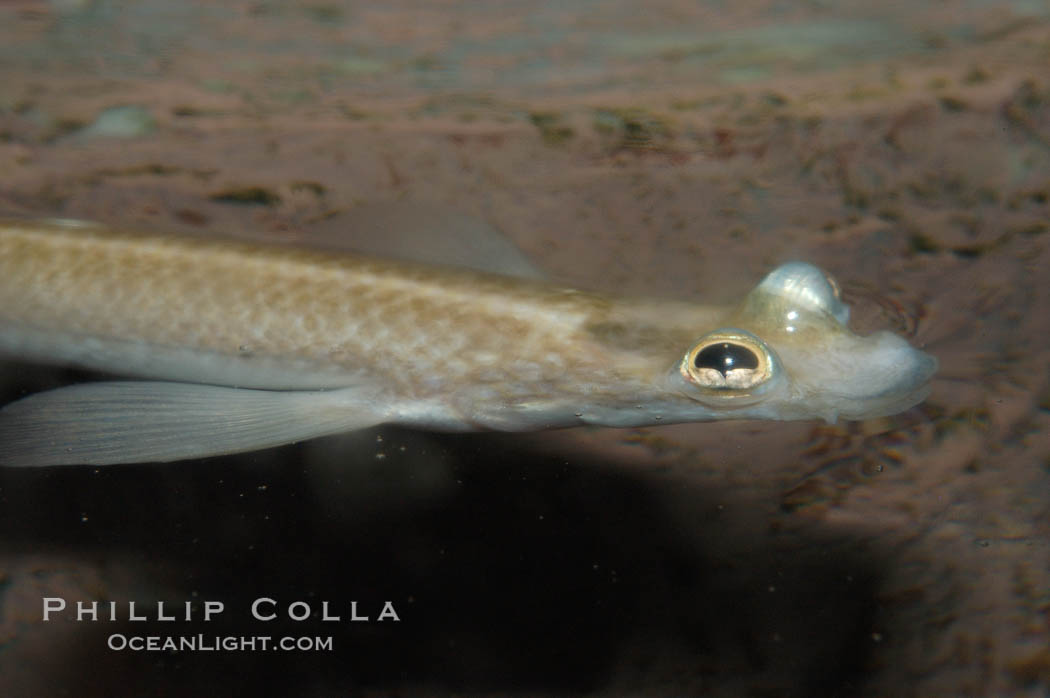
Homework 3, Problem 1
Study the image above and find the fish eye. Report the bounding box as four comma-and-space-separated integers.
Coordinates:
694, 342, 759, 373
682, 330, 774, 391
755, 262, 850, 326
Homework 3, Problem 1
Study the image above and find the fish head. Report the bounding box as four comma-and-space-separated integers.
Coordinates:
672, 262, 937, 422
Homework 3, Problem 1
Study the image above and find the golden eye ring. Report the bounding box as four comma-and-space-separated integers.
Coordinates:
682, 329, 775, 391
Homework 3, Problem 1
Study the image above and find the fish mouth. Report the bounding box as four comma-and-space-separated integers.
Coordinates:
819, 337, 938, 421
834, 372, 934, 421
767, 326, 938, 422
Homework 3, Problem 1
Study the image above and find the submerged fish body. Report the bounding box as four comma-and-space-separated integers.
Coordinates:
0, 218, 937, 466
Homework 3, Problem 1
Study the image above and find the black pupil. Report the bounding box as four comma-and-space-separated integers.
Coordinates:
694, 343, 759, 377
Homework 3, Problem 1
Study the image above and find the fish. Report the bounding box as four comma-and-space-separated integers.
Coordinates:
0, 216, 937, 466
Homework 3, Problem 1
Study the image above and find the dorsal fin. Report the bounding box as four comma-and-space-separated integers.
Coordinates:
16, 205, 547, 279
304, 203, 546, 279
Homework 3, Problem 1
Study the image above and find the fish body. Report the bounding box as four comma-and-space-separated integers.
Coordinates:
0, 218, 937, 465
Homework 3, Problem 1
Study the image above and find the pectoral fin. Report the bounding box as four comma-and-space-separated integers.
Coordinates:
0, 381, 387, 466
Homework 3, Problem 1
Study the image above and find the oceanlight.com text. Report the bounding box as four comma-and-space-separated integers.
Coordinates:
107, 634, 334, 652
